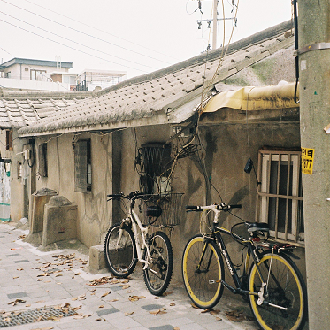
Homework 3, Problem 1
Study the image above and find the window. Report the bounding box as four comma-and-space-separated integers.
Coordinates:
38, 143, 48, 177
5, 72, 11, 78
5, 130, 12, 151
257, 149, 303, 243
74, 139, 91, 192
30, 69, 47, 81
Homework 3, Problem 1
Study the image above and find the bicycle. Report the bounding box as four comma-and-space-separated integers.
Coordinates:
181, 202, 307, 330
104, 191, 173, 296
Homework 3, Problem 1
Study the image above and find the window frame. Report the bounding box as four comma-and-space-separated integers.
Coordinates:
256, 149, 303, 244
38, 143, 48, 177
74, 139, 92, 193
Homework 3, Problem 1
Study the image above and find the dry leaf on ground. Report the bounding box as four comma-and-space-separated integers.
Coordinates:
149, 308, 167, 315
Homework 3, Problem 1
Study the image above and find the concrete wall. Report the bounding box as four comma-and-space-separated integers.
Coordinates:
32, 133, 113, 247
3, 63, 68, 80
29, 115, 306, 282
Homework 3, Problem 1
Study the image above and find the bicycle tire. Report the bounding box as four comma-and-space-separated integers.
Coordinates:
104, 222, 137, 278
143, 231, 173, 296
248, 251, 307, 330
182, 234, 225, 309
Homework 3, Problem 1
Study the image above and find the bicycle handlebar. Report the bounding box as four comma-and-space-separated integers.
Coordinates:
186, 203, 242, 212
107, 191, 147, 201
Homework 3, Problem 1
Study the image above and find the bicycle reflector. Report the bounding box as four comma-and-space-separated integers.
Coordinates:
146, 205, 162, 218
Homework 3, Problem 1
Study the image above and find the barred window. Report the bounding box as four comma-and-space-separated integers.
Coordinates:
257, 149, 303, 244
74, 139, 91, 192
38, 143, 48, 177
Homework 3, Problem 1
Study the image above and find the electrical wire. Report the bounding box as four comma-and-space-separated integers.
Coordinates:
0, 12, 150, 73
0, 0, 176, 65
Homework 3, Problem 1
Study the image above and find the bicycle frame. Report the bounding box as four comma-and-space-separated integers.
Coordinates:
199, 206, 265, 298
118, 197, 152, 269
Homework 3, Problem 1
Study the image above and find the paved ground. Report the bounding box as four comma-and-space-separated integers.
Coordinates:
0, 222, 259, 330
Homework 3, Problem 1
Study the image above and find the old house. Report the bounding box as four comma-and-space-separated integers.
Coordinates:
18, 20, 305, 278
0, 89, 94, 223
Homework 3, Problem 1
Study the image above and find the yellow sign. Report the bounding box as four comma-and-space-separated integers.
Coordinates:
301, 148, 314, 174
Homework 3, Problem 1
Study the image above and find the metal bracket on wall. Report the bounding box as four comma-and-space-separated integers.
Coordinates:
294, 42, 330, 56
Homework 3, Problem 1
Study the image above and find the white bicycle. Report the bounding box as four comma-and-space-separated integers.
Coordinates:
104, 191, 173, 296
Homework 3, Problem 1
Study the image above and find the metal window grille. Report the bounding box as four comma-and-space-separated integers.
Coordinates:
74, 139, 91, 192
256, 149, 303, 244
138, 143, 172, 194
38, 143, 48, 177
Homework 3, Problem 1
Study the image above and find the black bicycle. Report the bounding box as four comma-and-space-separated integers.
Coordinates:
182, 202, 307, 330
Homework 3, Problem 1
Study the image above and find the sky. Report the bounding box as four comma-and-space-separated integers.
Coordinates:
0, 0, 292, 79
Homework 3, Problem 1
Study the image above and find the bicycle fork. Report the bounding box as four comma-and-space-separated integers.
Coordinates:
253, 249, 288, 311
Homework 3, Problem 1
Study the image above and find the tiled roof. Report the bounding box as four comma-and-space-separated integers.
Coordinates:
0, 90, 93, 128
19, 20, 295, 136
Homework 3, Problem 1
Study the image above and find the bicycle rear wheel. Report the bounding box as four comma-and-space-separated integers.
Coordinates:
182, 234, 225, 309
248, 252, 307, 330
104, 222, 137, 277
143, 231, 173, 296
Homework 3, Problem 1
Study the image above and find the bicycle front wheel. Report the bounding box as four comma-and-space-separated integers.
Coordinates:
249, 252, 307, 330
182, 234, 225, 309
104, 222, 137, 277
143, 231, 173, 296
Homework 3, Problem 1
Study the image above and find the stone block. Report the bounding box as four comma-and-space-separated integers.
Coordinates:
30, 188, 58, 234
42, 196, 77, 246
88, 245, 106, 273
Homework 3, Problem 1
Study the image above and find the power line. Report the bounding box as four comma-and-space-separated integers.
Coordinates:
0, 10, 152, 71
0, 0, 177, 65
0, 17, 147, 73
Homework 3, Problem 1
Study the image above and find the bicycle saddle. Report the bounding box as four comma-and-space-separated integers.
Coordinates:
247, 222, 269, 233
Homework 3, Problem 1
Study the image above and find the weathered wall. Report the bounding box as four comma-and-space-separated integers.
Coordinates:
33, 132, 113, 247
30, 116, 306, 284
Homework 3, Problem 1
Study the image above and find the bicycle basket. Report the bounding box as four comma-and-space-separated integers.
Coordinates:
139, 192, 183, 227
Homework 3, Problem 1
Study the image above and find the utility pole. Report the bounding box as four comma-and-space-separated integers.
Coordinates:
298, 0, 330, 327
212, 0, 218, 50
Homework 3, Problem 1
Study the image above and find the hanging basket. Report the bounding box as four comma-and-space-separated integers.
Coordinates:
139, 193, 184, 227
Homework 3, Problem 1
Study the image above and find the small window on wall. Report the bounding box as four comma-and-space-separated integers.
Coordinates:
257, 149, 303, 244
6, 130, 12, 151
38, 143, 48, 177
74, 139, 91, 192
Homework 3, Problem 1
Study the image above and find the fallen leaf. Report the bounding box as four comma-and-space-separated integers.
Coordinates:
215, 317, 222, 321
99, 305, 104, 308
120, 279, 129, 284
101, 291, 111, 298
191, 303, 199, 309
47, 315, 62, 321
225, 310, 252, 322
17, 268, 24, 271
210, 309, 220, 316
8, 299, 26, 306
128, 296, 145, 302
96, 318, 102, 321
125, 312, 134, 316
121, 285, 130, 290
12, 276, 19, 279
110, 299, 119, 302
169, 303, 175, 306
3, 317, 11, 322
173, 328, 180, 330
201, 309, 212, 313
162, 291, 173, 296
149, 308, 167, 315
